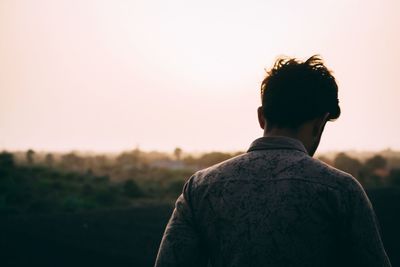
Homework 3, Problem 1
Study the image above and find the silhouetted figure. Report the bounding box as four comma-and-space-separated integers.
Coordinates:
154, 56, 391, 267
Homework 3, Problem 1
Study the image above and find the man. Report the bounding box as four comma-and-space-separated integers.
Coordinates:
154, 55, 391, 266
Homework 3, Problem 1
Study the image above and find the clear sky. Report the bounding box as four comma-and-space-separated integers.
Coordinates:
1, 0, 399, 153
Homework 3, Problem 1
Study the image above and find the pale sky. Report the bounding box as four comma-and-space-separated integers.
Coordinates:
1, 0, 399, 153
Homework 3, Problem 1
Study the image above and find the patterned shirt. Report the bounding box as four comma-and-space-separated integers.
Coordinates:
154, 136, 391, 267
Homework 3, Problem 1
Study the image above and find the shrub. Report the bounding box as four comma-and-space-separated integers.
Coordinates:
123, 180, 143, 198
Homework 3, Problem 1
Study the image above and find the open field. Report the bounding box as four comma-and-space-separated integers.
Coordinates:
1, 188, 399, 267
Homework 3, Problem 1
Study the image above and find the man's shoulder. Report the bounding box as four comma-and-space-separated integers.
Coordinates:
301, 156, 363, 191
190, 150, 360, 192
189, 152, 252, 187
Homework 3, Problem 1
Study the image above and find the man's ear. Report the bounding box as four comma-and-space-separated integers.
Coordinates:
312, 112, 330, 137
257, 106, 266, 130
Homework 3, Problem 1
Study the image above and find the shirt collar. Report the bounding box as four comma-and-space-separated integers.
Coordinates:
247, 136, 308, 154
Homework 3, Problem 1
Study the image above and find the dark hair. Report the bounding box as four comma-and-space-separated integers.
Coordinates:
261, 55, 340, 129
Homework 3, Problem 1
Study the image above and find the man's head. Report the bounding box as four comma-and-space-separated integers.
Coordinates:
257, 55, 340, 156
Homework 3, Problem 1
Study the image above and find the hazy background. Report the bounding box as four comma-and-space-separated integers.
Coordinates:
1, 1, 400, 267
1, 0, 399, 153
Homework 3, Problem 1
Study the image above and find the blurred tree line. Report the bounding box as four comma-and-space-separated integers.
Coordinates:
0, 148, 237, 214
1, 147, 400, 214
318, 152, 400, 188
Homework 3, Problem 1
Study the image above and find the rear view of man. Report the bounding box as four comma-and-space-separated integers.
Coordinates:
154, 55, 392, 267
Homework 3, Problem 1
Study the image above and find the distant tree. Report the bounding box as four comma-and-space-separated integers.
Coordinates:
61, 153, 84, 172
183, 155, 197, 167
26, 149, 35, 165
365, 155, 387, 171
174, 147, 183, 161
95, 187, 117, 206
332, 153, 362, 177
0, 152, 15, 177
123, 180, 143, 198
133, 147, 141, 158
358, 155, 388, 188
198, 152, 232, 167
0, 152, 15, 169
93, 155, 110, 173
387, 157, 400, 169
389, 169, 400, 186
116, 152, 139, 169
45, 153, 54, 168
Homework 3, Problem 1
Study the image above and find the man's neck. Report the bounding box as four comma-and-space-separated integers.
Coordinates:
264, 128, 301, 140
263, 128, 312, 156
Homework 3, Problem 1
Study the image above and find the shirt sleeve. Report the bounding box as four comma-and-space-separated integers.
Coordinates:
343, 179, 392, 267
154, 176, 209, 267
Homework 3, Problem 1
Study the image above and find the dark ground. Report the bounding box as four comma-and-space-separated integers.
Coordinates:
1, 188, 399, 267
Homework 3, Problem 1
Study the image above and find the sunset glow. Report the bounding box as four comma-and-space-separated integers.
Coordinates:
1, 0, 399, 153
